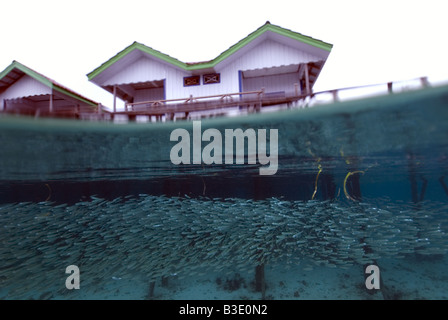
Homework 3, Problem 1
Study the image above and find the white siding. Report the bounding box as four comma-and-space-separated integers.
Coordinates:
101, 38, 323, 102
160, 68, 240, 101
222, 39, 321, 74
134, 87, 165, 102
0, 75, 51, 101
242, 73, 301, 96
103, 56, 170, 86
100, 56, 225, 101
166, 69, 239, 100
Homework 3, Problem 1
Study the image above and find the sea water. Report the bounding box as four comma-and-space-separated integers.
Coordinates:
0, 84, 447, 300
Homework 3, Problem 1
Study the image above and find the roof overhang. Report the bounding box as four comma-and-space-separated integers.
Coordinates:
101, 79, 165, 102
241, 60, 326, 90
87, 22, 333, 86
0, 61, 98, 107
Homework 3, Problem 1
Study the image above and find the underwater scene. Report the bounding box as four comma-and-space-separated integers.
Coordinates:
0, 84, 447, 300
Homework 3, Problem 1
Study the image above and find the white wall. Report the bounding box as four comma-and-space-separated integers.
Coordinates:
164, 68, 241, 100
103, 56, 168, 86
134, 87, 165, 102
0, 75, 51, 101
224, 39, 321, 72
102, 38, 323, 101
242, 72, 301, 96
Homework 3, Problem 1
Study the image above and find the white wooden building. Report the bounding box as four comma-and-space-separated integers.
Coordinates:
88, 22, 332, 119
0, 61, 99, 118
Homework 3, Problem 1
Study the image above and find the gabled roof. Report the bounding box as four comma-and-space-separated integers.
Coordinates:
0, 60, 98, 106
87, 21, 333, 81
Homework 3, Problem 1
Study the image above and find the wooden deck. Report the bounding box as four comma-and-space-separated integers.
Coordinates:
109, 76, 430, 121
111, 89, 306, 121
1, 77, 431, 121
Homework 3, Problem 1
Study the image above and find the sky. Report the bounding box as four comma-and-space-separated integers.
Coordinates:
1, 0, 447, 109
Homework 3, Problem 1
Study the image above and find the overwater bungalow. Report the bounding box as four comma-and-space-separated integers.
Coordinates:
87, 21, 333, 121
0, 61, 101, 118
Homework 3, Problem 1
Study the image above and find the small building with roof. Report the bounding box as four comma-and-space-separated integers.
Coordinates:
0, 61, 101, 118
87, 22, 333, 120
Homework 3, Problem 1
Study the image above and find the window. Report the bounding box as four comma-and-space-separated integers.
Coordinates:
184, 75, 200, 87
203, 73, 220, 85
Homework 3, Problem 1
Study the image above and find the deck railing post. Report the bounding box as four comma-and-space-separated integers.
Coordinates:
331, 90, 339, 102
387, 82, 393, 94
257, 88, 265, 112
304, 63, 311, 96
420, 77, 429, 88
49, 93, 53, 113
113, 85, 117, 113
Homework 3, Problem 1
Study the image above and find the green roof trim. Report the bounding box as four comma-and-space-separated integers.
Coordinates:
0, 60, 53, 88
86, 42, 188, 81
52, 85, 97, 107
87, 22, 333, 80
0, 61, 98, 107
188, 22, 333, 71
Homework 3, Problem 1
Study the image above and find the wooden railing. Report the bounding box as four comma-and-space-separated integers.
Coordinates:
110, 76, 433, 121
1, 77, 435, 121
307, 76, 431, 106
124, 90, 265, 112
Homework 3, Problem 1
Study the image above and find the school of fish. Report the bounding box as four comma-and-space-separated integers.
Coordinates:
1, 195, 447, 299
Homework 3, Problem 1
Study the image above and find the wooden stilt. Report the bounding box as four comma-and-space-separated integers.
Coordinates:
343, 157, 385, 297
255, 264, 266, 300
147, 281, 155, 299
113, 85, 117, 113
49, 93, 53, 113
304, 64, 311, 96
161, 276, 168, 287
439, 176, 448, 197
408, 154, 419, 204
419, 177, 428, 202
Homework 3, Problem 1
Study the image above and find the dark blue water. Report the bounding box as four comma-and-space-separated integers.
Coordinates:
1, 85, 447, 299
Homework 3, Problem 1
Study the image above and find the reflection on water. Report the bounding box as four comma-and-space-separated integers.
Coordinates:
0, 85, 447, 299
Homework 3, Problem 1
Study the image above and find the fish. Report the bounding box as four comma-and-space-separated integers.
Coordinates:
1, 193, 448, 299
